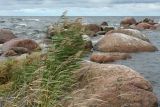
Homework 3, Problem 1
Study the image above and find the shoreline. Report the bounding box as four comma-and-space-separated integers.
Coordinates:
0, 16, 159, 106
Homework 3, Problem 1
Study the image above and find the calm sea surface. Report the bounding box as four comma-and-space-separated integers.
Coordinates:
0, 16, 160, 106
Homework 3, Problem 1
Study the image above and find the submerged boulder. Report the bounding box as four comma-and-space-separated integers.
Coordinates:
0, 29, 17, 44
90, 52, 131, 63
64, 63, 158, 107
120, 17, 137, 27
2, 38, 40, 52
94, 33, 157, 52
106, 29, 150, 42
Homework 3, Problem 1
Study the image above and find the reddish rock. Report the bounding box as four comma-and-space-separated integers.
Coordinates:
94, 33, 157, 52
106, 29, 150, 42
2, 38, 40, 52
0, 29, 17, 44
136, 23, 156, 30
86, 24, 101, 36
64, 63, 158, 107
90, 52, 131, 63
120, 17, 137, 27
86, 24, 101, 33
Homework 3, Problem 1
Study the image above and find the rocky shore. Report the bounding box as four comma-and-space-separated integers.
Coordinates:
63, 62, 158, 107
0, 16, 159, 107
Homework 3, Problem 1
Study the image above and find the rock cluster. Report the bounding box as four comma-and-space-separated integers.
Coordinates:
85, 22, 114, 36
0, 29, 40, 57
120, 17, 160, 30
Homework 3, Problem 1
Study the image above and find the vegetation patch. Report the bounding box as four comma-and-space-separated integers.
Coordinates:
0, 14, 86, 107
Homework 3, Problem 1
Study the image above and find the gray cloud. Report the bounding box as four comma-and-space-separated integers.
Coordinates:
111, 0, 160, 4
0, 0, 160, 15
1, 0, 160, 10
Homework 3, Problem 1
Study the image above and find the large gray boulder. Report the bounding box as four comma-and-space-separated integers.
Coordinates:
106, 29, 150, 42
94, 33, 157, 52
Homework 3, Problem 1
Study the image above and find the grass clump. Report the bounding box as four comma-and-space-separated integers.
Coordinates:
0, 13, 86, 107
41, 18, 85, 106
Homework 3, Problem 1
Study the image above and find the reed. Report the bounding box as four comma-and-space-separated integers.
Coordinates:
0, 13, 86, 107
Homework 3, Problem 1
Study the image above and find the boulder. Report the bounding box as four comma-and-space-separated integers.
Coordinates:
106, 29, 150, 42
64, 63, 158, 107
82, 35, 93, 50
2, 38, 40, 53
101, 21, 108, 26
86, 24, 101, 36
120, 17, 137, 27
154, 24, 160, 30
0, 29, 17, 44
46, 25, 55, 39
136, 23, 156, 30
86, 24, 101, 33
94, 33, 157, 52
101, 26, 114, 32
90, 52, 131, 63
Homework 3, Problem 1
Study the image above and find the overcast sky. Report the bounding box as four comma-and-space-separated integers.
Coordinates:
0, 0, 160, 16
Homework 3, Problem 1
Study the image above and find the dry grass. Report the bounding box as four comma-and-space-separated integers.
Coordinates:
0, 13, 86, 107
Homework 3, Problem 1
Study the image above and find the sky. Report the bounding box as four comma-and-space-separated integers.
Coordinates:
0, 0, 160, 16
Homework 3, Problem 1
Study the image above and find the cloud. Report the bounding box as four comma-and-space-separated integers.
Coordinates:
111, 0, 160, 4
0, 0, 160, 16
